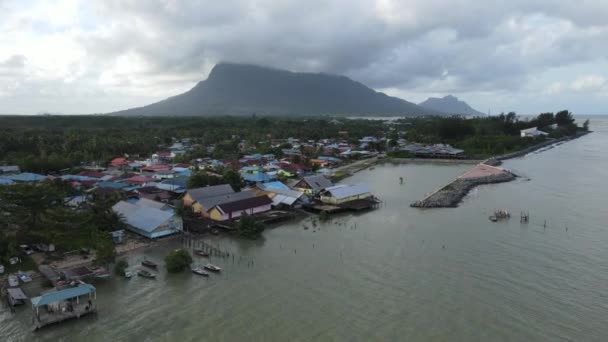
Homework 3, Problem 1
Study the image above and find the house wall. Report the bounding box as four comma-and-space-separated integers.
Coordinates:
320, 192, 372, 205
208, 204, 272, 221
192, 202, 204, 215
183, 193, 195, 206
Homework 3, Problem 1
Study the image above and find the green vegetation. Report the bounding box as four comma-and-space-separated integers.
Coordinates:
0, 181, 122, 259
0, 115, 387, 173
0, 113, 587, 172
236, 214, 265, 239
398, 110, 586, 158
164, 248, 193, 273
187, 168, 244, 191
114, 259, 129, 276
319, 211, 331, 222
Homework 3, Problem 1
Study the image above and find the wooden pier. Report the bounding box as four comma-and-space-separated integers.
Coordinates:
34, 304, 97, 330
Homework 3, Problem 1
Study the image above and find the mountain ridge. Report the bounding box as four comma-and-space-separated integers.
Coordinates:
418, 95, 484, 116
110, 63, 440, 117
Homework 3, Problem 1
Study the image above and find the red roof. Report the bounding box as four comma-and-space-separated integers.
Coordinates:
111, 158, 129, 166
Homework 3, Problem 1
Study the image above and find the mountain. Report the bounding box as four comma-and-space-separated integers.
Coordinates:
418, 95, 484, 116
110, 63, 438, 117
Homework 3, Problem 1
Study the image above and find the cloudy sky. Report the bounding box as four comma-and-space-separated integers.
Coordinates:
1, 0, 607, 115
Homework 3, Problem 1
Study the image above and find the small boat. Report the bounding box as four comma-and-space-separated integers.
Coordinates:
137, 270, 156, 279
124, 271, 134, 279
194, 249, 210, 257
489, 216, 498, 222
203, 264, 221, 272
8, 274, 19, 287
94, 272, 111, 279
17, 271, 32, 283
191, 266, 209, 277
141, 260, 158, 269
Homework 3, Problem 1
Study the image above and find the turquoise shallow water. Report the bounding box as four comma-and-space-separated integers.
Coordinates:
2, 118, 607, 341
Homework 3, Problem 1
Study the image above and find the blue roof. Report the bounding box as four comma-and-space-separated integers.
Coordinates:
97, 181, 128, 189
177, 170, 192, 177
0, 178, 15, 185
61, 175, 98, 182
3, 172, 47, 182
161, 179, 188, 188
31, 284, 96, 307
243, 173, 277, 182
262, 181, 289, 190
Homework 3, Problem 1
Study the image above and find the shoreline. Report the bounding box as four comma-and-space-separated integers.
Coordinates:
409, 131, 591, 208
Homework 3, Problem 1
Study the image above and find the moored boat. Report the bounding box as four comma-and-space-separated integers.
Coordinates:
124, 271, 134, 279
141, 260, 158, 269
194, 249, 210, 257
137, 269, 156, 279
17, 271, 32, 283
203, 264, 221, 272
191, 266, 209, 276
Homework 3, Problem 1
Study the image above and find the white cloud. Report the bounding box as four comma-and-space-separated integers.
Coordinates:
1, 0, 608, 114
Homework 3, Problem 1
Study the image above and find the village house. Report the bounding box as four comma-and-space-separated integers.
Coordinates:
110, 158, 129, 167
112, 199, 182, 239
293, 175, 333, 195
0, 172, 47, 183
184, 184, 253, 216
255, 182, 307, 209
520, 127, 549, 138
0, 165, 20, 174
207, 195, 273, 221
319, 184, 372, 205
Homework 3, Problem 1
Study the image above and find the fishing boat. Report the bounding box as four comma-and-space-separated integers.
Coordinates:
17, 271, 32, 283
191, 266, 209, 277
194, 249, 210, 257
124, 271, 134, 279
203, 264, 221, 272
141, 260, 158, 269
8, 274, 19, 287
137, 269, 156, 279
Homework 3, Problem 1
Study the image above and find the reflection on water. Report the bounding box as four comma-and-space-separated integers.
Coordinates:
2, 118, 608, 341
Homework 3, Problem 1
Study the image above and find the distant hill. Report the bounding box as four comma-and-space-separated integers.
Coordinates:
110, 63, 438, 117
418, 95, 484, 116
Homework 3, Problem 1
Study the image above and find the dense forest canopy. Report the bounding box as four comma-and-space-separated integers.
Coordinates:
0, 111, 586, 173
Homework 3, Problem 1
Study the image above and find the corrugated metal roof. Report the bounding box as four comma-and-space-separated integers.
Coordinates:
214, 195, 272, 214
242, 173, 277, 182
187, 184, 235, 202
199, 190, 256, 209
299, 175, 333, 191
323, 184, 370, 200
260, 181, 289, 190
2, 172, 47, 182
31, 284, 96, 307
112, 201, 174, 233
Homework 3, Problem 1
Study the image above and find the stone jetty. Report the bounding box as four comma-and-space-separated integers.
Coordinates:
411, 163, 515, 208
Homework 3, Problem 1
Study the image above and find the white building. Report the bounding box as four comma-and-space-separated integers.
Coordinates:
520, 127, 549, 138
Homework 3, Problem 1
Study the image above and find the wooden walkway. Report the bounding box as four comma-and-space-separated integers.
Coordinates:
34, 304, 97, 330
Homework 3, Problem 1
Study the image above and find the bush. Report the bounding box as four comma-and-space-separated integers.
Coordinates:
114, 259, 128, 276
236, 214, 265, 239
165, 249, 193, 273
